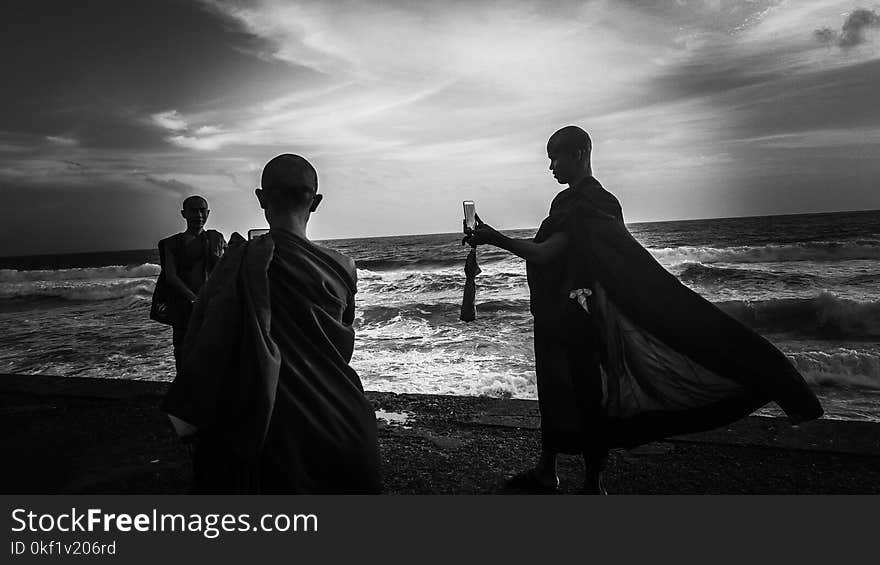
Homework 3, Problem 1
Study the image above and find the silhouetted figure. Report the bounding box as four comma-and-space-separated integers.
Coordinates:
466, 126, 822, 494
152, 196, 226, 374
163, 154, 381, 494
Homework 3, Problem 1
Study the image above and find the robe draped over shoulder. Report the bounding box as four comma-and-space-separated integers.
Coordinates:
545, 178, 823, 448
163, 230, 381, 493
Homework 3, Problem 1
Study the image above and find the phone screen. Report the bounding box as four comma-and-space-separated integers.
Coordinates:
463, 201, 476, 231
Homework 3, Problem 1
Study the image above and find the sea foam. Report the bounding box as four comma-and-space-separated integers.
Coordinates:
650, 240, 880, 265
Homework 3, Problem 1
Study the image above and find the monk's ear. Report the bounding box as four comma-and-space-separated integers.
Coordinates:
255, 188, 267, 210
309, 193, 323, 212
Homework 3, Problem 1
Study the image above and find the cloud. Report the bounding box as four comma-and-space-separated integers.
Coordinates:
0, 144, 30, 153
840, 8, 880, 47
151, 110, 189, 131
194, 125, 223, 135
814, 8, 880, 48
45, 135, 78, 146
5, 0, 879, 249
150, 109, 229, 151
143, 176, 199, 197
167, 134, 232, 151
814, 26, 837, 44
160, 0, 720, 170
196, 0, 877, 163
730, 127, 880, 149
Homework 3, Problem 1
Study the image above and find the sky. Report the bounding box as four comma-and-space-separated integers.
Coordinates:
1, 0, 879, 255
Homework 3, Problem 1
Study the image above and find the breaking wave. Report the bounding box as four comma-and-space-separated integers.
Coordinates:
0, 263, 160, 282
788, 349, 880, 390
717, 293, 880, 339
0, 280, 156, 303
650, 240, 880, 265
677, 262, 819, 287
0, 264, 159, 304
355, 256, 507, 271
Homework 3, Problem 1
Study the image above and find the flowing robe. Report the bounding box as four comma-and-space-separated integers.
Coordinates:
528, 177, 823, 451
163, 230, 381, 493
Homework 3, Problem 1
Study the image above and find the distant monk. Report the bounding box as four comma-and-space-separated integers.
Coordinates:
163, 154, 382, 494
466, 126, 823, 494
153, 196, 226, 374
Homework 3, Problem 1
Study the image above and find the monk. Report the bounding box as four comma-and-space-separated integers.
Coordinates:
153, 196, 226, 374
466, 126, 823, 494
163, 154, 382, 494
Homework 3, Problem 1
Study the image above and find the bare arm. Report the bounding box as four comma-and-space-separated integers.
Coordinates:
487, 231, 568, 265
466, 221, 567, 265
164, 245, 198, 302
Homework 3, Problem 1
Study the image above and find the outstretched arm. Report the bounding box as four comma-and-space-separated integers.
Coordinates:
465, 216, 567, 265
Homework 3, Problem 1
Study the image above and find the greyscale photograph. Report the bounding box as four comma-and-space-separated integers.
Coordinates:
1, 0, 878, 494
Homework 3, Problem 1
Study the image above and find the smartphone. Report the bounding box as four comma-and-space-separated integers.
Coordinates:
248, 228, 269, 240
463, 201, 476, 232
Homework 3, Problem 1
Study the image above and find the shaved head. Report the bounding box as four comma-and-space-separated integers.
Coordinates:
547, 125, 593, 185
260, 154, 318, 209
180, 195, 210, 232
182, 195, 208, 209
548, 125, 592, 158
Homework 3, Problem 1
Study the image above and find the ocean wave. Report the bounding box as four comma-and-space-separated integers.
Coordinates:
0, 280, 156, 303
677, 262, 818, 286
355, 256, 507, 271
844, 273, 880, 285
0, 263, 160, 283
357, 299, 531, 326
354, 292, 880, 340
650, 241, 880, 265
718, 293, 880, 339
357, 270, 527, 295
787, 349, 880, 390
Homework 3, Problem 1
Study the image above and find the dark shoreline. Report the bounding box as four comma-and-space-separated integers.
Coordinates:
2, 374, 879, 494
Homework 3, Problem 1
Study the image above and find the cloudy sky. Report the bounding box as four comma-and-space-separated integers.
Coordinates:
1, 0, 879, 255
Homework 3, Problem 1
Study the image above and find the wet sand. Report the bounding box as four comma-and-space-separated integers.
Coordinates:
2, 374, 878, 494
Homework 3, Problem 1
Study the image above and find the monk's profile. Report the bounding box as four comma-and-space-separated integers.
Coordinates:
467, 126, 822, 494
164, 154, 382, 494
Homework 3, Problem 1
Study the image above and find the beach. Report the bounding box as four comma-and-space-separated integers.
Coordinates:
3, 373, 878, 495
3, 214, 878, 494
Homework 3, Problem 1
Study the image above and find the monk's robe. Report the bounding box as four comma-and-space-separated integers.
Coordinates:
528, 176, 823, 452
152, 230, 226, 378
154, 229, 226, 328
163, 230, 381, 494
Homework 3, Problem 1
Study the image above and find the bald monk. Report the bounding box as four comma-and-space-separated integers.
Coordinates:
154, 196, 226, 374
467, 126, 822, 494
163, 154, 381, 494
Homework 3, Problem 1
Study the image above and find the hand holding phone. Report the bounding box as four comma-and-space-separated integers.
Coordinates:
463, 201, 476, 233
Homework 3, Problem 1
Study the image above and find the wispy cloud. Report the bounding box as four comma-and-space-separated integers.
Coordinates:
731, 127, 880, 149
151, 110, 189, 131
45, 135, 78, 146
186, 0, 670, 154
3, 0, 879, 252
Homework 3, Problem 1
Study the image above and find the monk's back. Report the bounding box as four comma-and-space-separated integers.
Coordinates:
261, 230, 380, 493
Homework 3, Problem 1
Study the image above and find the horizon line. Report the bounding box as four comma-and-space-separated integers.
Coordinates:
1, 207, 878, 260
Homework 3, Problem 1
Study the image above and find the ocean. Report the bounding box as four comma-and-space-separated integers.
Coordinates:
1, 210, 879, 422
